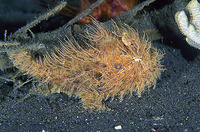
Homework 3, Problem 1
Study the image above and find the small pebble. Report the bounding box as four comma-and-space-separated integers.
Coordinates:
114, 125, 122, 130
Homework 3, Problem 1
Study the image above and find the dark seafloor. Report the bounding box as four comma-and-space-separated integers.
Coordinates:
0, 0, 200, 131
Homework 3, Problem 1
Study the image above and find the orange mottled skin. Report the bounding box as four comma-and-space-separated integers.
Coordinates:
9, 19, 164, 110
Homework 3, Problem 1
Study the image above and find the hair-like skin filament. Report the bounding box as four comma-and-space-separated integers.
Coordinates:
8, 19, 164, 110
